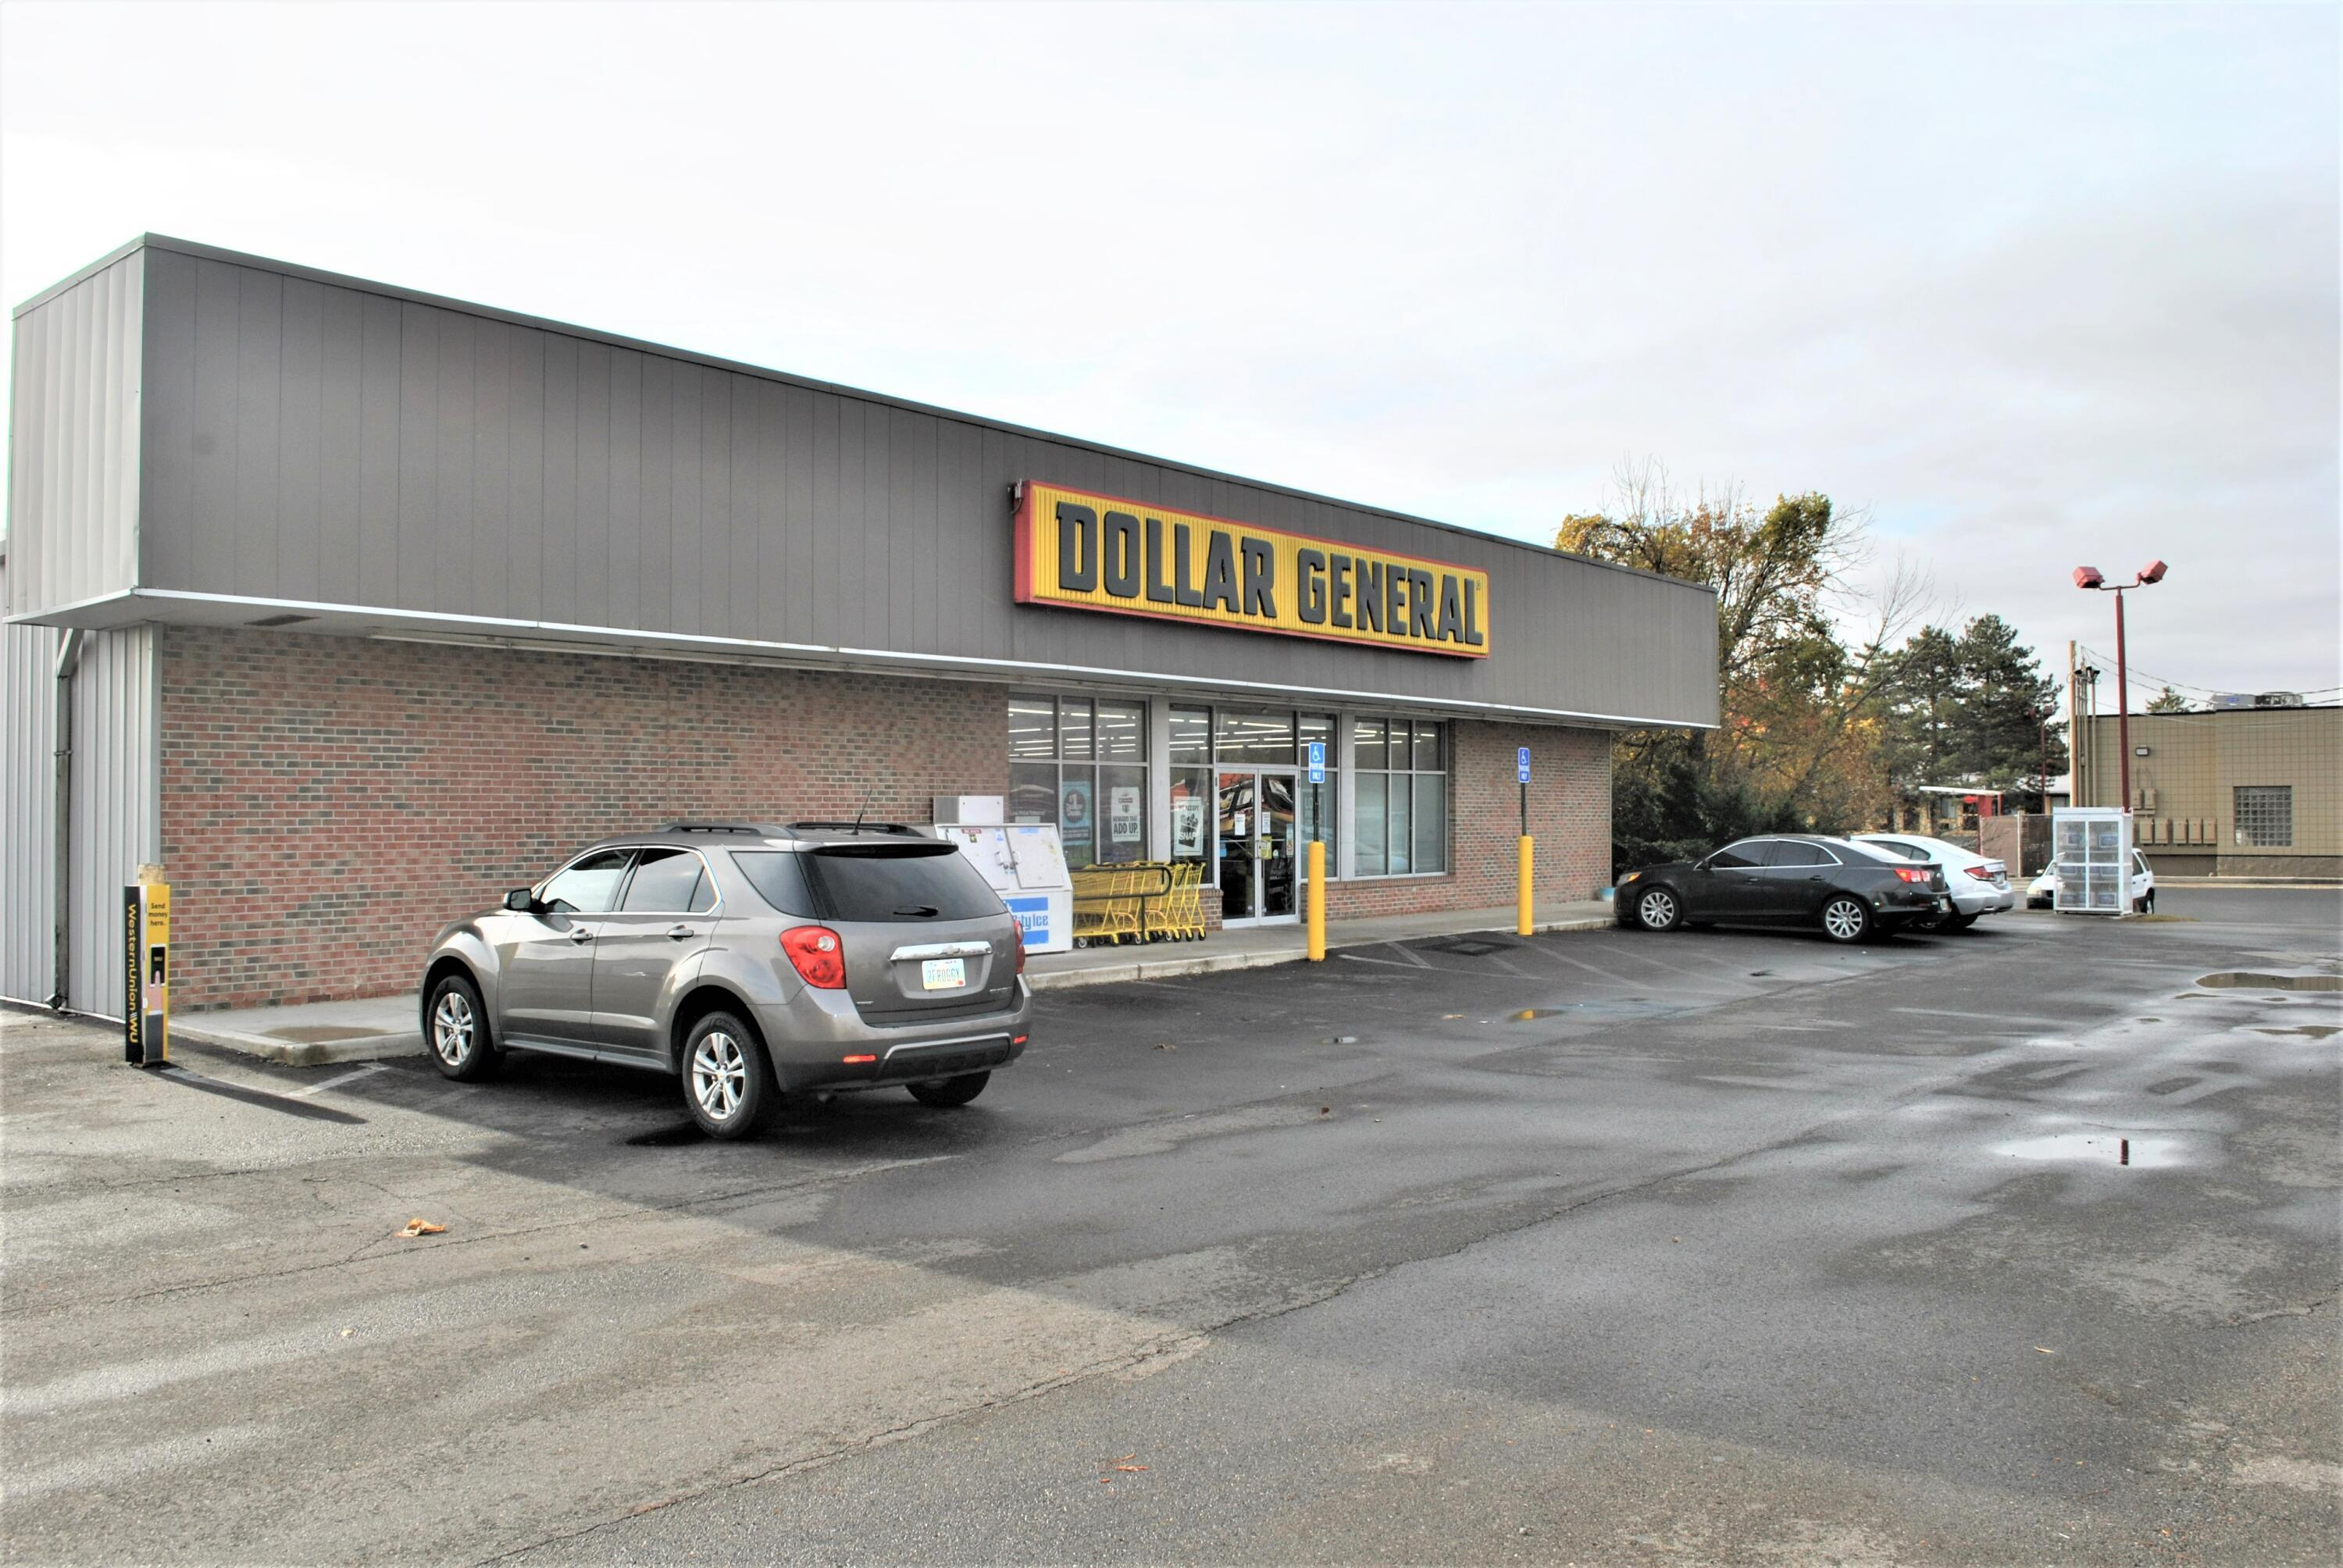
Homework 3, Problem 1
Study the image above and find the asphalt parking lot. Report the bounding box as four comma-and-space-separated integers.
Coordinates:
3, 889, 2338, 1564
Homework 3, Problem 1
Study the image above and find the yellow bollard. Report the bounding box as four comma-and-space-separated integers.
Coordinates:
1307, 839, 1327, 960
1517, 835, 1534, 936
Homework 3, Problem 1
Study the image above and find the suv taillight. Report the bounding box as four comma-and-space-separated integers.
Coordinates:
1894, 868, 1931, 884
1013, 924, 1027, 975
1966, 865, 1999, 881
781, 925, 846, 989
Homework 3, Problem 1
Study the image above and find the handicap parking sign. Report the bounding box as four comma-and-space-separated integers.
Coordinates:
1517, 746, 1532, 783
1307, 740, 1325, 783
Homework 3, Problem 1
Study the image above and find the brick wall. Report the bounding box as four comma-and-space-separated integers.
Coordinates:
1321, 721, 1611, 920
157, 629, 1618, 1007
159, 628, 1007, 1010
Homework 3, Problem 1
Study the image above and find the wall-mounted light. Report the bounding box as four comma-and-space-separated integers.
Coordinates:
2134, 746, 2151, 757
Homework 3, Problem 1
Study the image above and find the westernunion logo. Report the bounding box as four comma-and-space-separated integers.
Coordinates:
1012, 482, 1489, 657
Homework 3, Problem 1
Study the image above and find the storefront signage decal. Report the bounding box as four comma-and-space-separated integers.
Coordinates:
1014, 483, 1490, 657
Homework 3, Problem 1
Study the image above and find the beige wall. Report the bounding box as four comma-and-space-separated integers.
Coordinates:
2076, 707, 2341, 873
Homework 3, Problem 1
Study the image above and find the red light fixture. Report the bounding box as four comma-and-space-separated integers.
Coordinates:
2074, 559, 2170, 823
841, 1053, 877, 1064
1894, 867, 1931, 884
1013, 925, 1026, 975
780, 925, 847, 989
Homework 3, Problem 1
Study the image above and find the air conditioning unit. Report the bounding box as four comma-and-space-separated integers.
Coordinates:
2209, 693, 2254, 710
2252, 692, 2304, 709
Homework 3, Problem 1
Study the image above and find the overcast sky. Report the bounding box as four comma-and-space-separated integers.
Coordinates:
5, 1, 2334, 704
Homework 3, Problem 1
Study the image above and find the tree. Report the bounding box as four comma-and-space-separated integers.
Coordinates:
1556, 461, 1924, 871
2146, 687, 2194, 714
1880, 614, 2067, 797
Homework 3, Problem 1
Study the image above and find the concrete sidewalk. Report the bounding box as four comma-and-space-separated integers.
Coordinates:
167, 896, 1614, 1065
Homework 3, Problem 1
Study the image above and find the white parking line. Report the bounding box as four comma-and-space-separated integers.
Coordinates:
1505, 943, 1645, 988
282, 1062, 392, 1100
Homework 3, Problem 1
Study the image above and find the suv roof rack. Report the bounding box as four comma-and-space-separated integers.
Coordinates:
785, 820, 925, 837
658, 821, 790, 836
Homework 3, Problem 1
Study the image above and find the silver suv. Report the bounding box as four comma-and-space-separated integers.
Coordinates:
419, 822, 1032, 1139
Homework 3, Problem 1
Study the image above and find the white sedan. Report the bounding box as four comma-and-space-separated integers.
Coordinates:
2028, 850, 2156, 913
1849, 833, 2015, 932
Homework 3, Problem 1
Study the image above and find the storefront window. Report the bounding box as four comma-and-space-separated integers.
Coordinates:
1009, 697, 1055, 760
1170, 706, 1211, 765
1214, 710, 1296, 765
1355, 718, 1447, 876
1007, 695, 1147, 868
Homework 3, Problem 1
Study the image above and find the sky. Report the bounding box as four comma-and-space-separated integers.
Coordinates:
3, 1, 2335, 705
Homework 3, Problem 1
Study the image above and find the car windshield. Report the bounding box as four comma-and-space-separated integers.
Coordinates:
1835, 838, 1909, 864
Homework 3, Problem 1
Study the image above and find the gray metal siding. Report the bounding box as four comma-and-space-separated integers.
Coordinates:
127, 241, 1715, 725
0, 560, 155, 1013
67, 625, 159, 1017
5, 251, 144, 618
0, 565, 59, 1003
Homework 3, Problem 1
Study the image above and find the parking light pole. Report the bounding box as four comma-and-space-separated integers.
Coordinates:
2071, 561, 2166, 817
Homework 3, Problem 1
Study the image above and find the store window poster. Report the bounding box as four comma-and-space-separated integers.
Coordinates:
1109, 785, 1143, 845
1060, 776, 1095, 858
1172, 782, 1207, 857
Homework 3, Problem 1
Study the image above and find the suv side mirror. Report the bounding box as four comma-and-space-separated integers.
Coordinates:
503, 887, 539, 913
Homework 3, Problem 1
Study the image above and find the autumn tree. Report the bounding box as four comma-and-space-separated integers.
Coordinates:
2146, 687, 2194, 713
1556, 461, 1920, 871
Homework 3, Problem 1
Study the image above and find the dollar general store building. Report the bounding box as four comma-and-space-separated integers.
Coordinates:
3, 236, 1717, 1014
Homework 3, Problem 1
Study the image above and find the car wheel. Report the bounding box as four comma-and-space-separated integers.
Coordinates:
908, 1071, 990, 1108
1635, 886, 1683, 932
2138, 890, 2156, 914
1819, 896, 1871, 944
682, 1012, 777, 1139
426, 972, 501, 1082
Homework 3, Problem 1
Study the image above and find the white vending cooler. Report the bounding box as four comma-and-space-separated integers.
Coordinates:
936, 821, 1075, 954
2051, 807, 2132, 915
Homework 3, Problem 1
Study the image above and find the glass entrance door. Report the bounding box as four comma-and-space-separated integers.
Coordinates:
1217, 770, 1299, 925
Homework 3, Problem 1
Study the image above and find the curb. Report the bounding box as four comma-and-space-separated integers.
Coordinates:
1025, 915, 1614, 992
171, 917, 1625, 1052
168, 1021, 425, 1067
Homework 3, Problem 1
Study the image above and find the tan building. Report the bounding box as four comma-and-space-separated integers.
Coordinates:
2075, 705, 2340, 878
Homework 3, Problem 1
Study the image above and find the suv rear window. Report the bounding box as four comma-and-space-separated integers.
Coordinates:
730, 850, 818, 917
801, 845, 1005, 922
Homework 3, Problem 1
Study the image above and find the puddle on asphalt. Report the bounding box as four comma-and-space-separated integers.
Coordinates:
625, 1123, 707, 1146
1992, 1131, 2186, 1168
2197, 972, 2343, 992
2255, 1025, 2341, 1040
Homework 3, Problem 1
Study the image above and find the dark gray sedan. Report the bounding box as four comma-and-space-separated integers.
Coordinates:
1616, 834, 1951, 943
419, 822, 1032, 1138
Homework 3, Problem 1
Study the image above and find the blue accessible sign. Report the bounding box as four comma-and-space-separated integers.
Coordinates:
1307, 740, 1326, 783
1517, 746, 1532, 783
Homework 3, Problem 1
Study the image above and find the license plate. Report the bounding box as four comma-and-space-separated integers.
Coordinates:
920, 957, 967, 991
